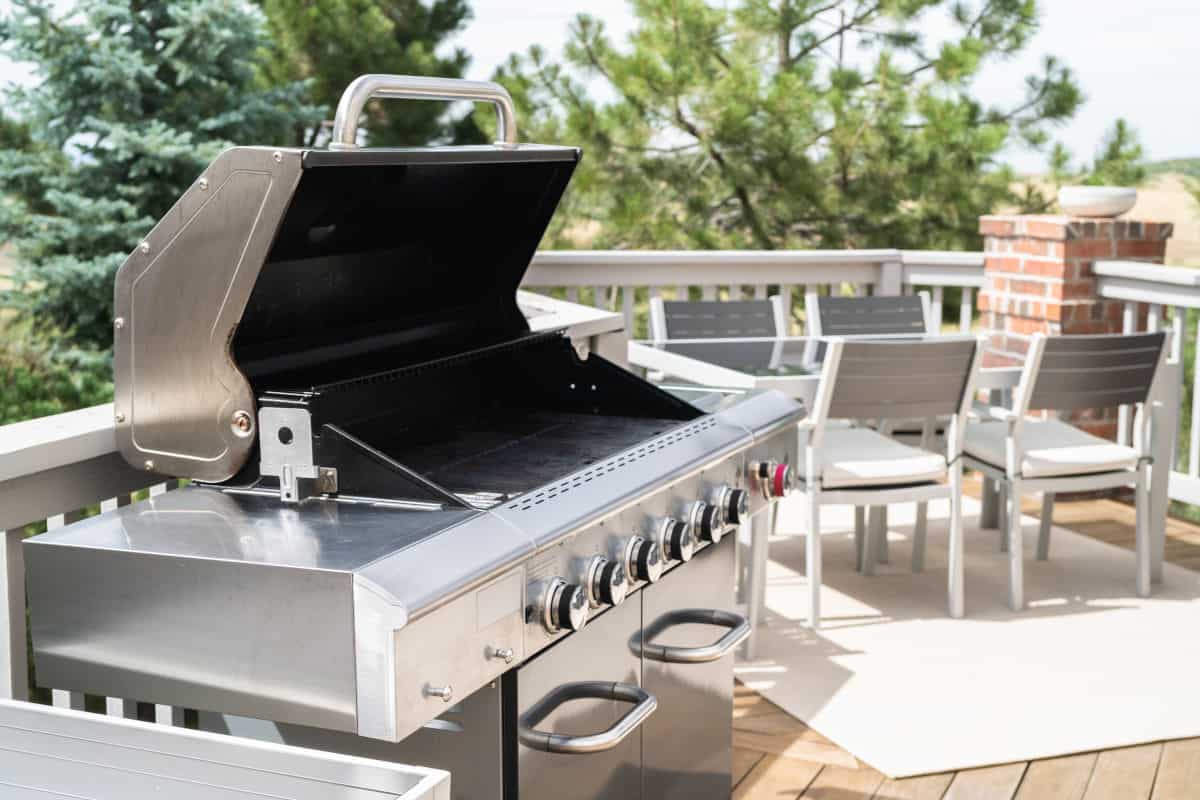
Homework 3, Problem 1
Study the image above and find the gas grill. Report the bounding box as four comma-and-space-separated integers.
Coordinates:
24, 75, 803, 799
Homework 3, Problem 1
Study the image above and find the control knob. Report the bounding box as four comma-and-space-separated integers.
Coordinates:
625, 536, 663, 584
714, 486, 750, 526
541, 578, 588, 633
585, 556, 628, 608
690, 500, 727, 544
756, 461, 795, 499
655, 517, 694, 563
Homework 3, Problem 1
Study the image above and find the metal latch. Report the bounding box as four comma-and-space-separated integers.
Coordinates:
258, 407, 337, 502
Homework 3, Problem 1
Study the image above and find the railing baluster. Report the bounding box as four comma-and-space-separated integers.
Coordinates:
753, 284, 767, 300
1191, 313, 1200, 478
701, 286, 716, 301
0, 528, 26, 700
931, 286, 944, 333
565, 287, 578, 304
960, 287, 974, 332
592, 285, 607, 309
778, 284, 793, 334
621, 286, 634, 333
51, 689, 85, 710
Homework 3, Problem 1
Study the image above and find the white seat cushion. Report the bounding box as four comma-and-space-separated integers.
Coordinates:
965, 418, 1139, 478
801, 427, 947, 488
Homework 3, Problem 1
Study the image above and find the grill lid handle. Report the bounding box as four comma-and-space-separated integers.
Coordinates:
329, 74, 518, 150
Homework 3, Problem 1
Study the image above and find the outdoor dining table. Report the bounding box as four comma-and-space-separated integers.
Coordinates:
628, 334, 1174, 642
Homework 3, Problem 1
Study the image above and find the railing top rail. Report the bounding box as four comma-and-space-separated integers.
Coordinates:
1095, 260, 1200, 287
899, 250, 985, 268
531, 249, 902, 266
0, 403, 118, 483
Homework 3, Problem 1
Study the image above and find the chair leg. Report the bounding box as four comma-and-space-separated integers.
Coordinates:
875, 506, 890, 564
807, 494, 822, 629
998, 483, 1009, 553
980, 475, 999, 529
1136, 466, 1151, 598
861, 507, 881, 576
854, 506, 865, 568
948, 467, 965, 618
911, 501, 928, 573
1006, 479, 1024, 611
1036, 493, 1054, 561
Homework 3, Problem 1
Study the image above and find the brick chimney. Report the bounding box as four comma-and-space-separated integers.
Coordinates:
978, 214, 1174, 438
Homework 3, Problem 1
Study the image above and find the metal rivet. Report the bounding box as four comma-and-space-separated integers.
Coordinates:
139, 241, 150, 254
198, 177, 209, 191
232, 410, 253, 434
113, 317, 125, 330
115, 412, 125, 423
144, 460, 155, 471
272, 151, 283, 163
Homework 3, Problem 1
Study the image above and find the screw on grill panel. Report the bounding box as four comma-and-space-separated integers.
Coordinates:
113, 317, 125, 330
144, 460, 155, 471
139, 241, 150, 254
114, 412, 125, 423
198, 177, 209, 191
272, 151, 283, 162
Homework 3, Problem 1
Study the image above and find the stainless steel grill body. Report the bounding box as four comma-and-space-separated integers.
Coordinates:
23, 75, 803, 798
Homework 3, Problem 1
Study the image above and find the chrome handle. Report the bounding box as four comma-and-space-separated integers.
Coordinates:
518, 681, 657, 755
329, 74, 518, 150
631, 609, 751, 664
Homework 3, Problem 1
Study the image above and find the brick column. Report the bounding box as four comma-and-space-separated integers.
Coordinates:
978, 214, 1173, 438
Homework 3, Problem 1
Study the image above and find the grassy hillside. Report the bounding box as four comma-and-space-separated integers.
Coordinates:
1146, 158, 1200, 179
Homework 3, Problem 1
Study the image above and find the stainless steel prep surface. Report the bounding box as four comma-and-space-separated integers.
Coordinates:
23, 74, 804, 799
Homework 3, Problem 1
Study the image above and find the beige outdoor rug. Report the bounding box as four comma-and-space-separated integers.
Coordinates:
735, 496, 1200, 778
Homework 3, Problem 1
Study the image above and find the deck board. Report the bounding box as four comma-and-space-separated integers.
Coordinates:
1013, 753, 1097, 800
943, 763, 1026, 800
734, 492, 1200, 799
1151, 738, 1200, 800
1080, 744, 1162, 800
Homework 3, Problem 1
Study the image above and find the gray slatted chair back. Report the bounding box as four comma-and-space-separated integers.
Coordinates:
1028, 332, 1166, 412
659, 300, 779, 339
827, 338, 978, 422
818, 295, 928, 336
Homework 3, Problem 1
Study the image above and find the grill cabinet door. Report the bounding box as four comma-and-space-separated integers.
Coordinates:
515, 597, 644, 799
640, 536, 739, 798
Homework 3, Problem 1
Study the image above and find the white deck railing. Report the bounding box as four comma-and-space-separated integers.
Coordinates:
522, 249, 985, 336
5, 248, 1197, 727
1095, 261, 1197, 506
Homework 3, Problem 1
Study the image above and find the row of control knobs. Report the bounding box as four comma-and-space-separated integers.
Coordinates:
541, 470, 792, 634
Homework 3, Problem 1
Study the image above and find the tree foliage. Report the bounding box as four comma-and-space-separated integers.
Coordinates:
259, 0, 484, 146
0, 0, 318, 352
495, 0, 1083, 250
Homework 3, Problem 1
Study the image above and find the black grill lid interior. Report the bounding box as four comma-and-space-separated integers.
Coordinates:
232, 146, 579, 389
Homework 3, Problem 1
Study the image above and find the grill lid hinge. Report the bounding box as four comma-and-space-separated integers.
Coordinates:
258, 406, 329, 503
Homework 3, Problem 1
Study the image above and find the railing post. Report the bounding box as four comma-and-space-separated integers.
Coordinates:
0, 528, 28, 701
878, 260, 902, 296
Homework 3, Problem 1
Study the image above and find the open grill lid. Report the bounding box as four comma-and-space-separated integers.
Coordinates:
112, 75, 579, 483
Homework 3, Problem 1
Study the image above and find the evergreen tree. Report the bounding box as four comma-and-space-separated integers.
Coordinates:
0, 0, 318, 352
259, 0, 484, 147
496, 0, 1084, 251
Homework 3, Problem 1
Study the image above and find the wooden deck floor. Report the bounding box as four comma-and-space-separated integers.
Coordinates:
733, 493, 1200, 800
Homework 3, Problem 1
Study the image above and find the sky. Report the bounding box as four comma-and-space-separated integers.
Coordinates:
0, 1, 1195, 174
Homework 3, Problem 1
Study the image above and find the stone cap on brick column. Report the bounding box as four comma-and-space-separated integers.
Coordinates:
980, 214, 1174, 244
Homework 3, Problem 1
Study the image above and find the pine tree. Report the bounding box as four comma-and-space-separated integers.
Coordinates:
496, 0, 1084, 251
259, 0, 484, 147
0, 0, 319, 353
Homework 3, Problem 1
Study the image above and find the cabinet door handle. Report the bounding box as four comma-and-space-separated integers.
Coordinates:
631, 608, 751, 664
518, 681, 656, 755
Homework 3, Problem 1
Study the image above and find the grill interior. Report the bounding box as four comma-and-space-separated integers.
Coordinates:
254, 333, 703, 503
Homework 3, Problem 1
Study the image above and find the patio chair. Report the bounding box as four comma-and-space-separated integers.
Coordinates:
649, 295, 788, 342
803, 291, 937, 571
761, 335, 985, 629
963, 331, 1168, 610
